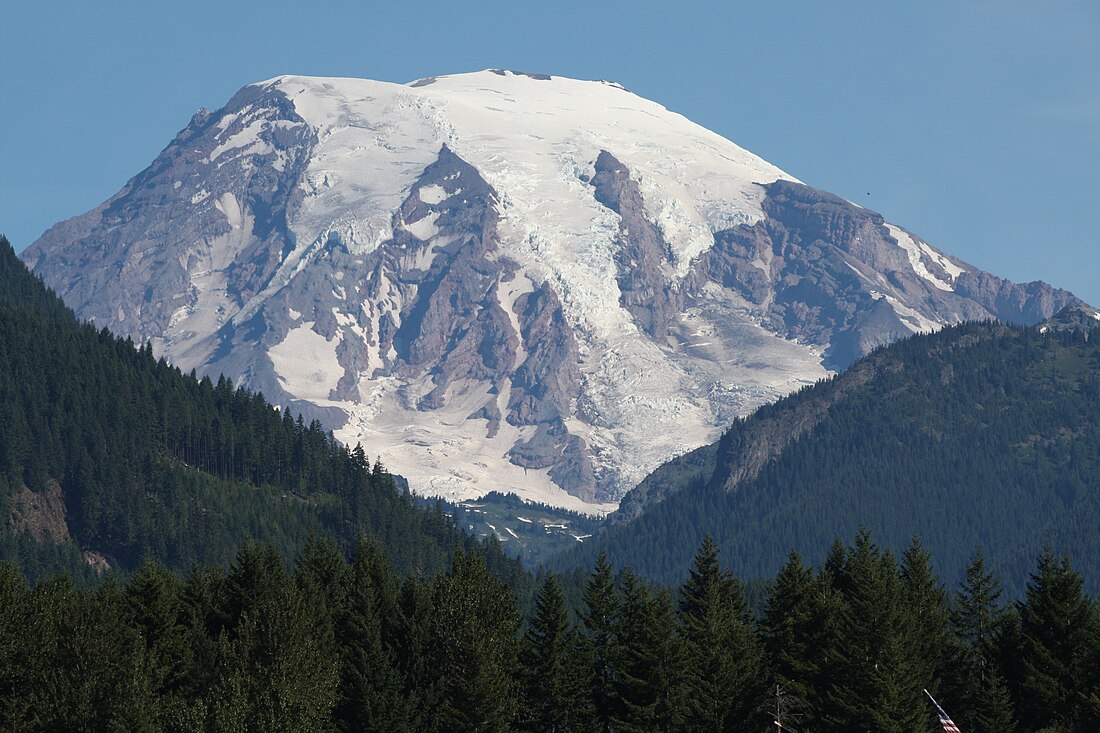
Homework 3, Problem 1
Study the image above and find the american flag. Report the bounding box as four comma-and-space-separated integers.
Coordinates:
925, 689, 962, 733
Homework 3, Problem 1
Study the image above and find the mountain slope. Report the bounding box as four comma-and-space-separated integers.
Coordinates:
23, 70, 1079, 509
559, 318, 1100, 594
0, 235, 524, 583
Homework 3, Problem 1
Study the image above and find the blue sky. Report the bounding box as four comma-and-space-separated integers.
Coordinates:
2, 0, 1097, 305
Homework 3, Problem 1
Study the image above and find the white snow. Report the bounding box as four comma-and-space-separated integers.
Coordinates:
160, 71, 916, 511
259, 71, 794, 345
333, 374, 619, 514
886, 224, 954, 291
208, 119, 272, 162
1093, 312, 1100, 322
269, 323, 345, 402
215, 193, 244, 229
404, 211, 440, 240
418, 184, 447, 204
918, 241, 966, 281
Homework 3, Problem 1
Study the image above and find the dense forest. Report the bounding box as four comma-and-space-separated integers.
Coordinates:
6, 227, 1100, 731
0, 235, 524, 587
564, 319, 1100, 595
1, 530, 1097, 732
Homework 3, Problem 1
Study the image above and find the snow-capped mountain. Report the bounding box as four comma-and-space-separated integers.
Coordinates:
23, 70, 1079, 511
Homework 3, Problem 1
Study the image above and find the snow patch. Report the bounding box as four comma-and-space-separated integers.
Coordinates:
404, 211, 440, 240
269, 322, 345, 402
215, 193, 244, 229
418, 184, 447, 204
886, 224, 953, 291
918, 241, 966, 281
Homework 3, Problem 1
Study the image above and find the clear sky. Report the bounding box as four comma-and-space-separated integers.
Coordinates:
2, 0, 1097, 305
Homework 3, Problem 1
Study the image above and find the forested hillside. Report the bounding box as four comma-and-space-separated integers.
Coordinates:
0, 235, 523, 584
562, 319, 1100, 594
2, 531, 1097, 732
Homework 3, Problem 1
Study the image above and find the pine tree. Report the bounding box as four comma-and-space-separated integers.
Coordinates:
0, 562, 30, 727
580, 551, 618, 733
761, 550, 819, 727
228, 581, 340, 732
1016, 547, 1098, 731
677, 536, 764, 732
823, 530, 924, 732
520, 574, 585, 732
335, 539, 410, 733
950, 549, 1016, 733
612, 570, 681, 733
899, 536, 951, 733
124, 557, 192, 726
433, 550, 519, 733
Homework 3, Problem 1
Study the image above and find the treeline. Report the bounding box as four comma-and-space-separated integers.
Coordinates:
0, 235, 525, 585
1, 530, 1097, 732
562, 320, 1100, 594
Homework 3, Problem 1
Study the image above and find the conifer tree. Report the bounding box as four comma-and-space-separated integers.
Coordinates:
899, 536, 951, 733
762, 550, 819, 727
677, 536, 764, 732
433, 550, 519, 733
0, 562, 30, 727
613, 570, 681, 733
335, 539, 410, 733
823, 530, 924, 732
227, 581, 339, 732
1015, 547, 1098, 731
520, 574, 585, 732
951, 549, 1016, 733
125, 557, 192, 725
580, 550, 619, 733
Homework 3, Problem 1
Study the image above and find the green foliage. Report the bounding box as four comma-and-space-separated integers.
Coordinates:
676, 536, 765, 732
1013, 548, 1100, 732
1, 534, 1100, 730
612, 570, 681, 733
0, 235, 525, 585
560, 319, 1100, 596
433, 550, 519, 733
580, 551, 618, 733
519, 574, 586, 732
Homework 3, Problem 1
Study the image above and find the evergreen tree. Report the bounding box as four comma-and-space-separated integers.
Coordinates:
677, 536, 765, 732
612, 570, 681, 733
899, 536, 950, 733
226, 581, 339, 732
580, 551, 618, 733
823, 530, 925, 732
433, 550, 519, 733
1015, 547, 1098, 731
520, 574, 585, 732
334, 539, 410, 733
761, 550, 819, 728
950, 549, 1016, 733
124, 557, 195, 727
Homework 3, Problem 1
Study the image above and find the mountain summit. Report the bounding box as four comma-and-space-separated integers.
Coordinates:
23, 70, 1079, 509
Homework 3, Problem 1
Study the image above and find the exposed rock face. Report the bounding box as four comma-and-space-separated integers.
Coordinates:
590, 150, 680, 340
23, 71, 1081, 511
8, 480, 70, 546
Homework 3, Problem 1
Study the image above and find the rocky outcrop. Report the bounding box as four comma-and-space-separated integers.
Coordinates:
8, 479, 70, 545
685, 181, 1078, 368
590, 150, 680, 340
